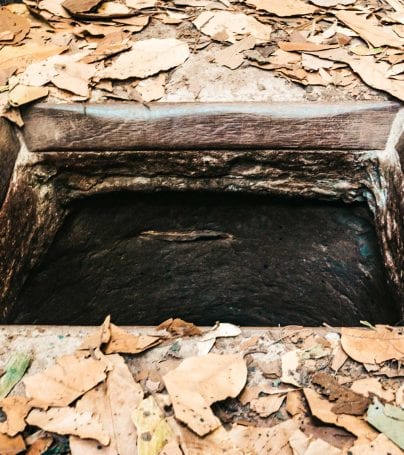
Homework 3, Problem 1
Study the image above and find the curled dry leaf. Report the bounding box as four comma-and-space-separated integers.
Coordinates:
82, 31, 132, 64
0, 433, 26, 455
246, 0, 317, 17
157, 318, 202, 337
193, 11, 272, 43
250, 394, 286, 417
163, 354, 247, 436
132, 395, 173, 455
23, 351, 109, 407
340, 325, 404, 365
99, 38, 190, 80
105, 323, 161, 354
27, 407, 110, 445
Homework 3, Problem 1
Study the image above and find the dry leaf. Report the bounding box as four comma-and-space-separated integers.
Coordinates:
286, 390, 306, 416
193, 11, 272, 43
125, 0, 155, 8
27, 407, 109, 445
0, 396, 32, 436
99, 38, 189, 80
51, 61, 95, 97
71, 355, 142, 455
8, 85, 48, 106
303, 388, 377, 443
281, 350, 301, 387
105, 323, 161, 354
23, 351, 109, 406
62, 0, 103, 14
331, 344, 348, 372
304, 438, 342, 455
308, 49, 404, 101
136, 74, 166, 102
312, 372, 370, 415
336, 11, 403, 48
278, 41, 339, 52
340, 326, 404, 364
250, 394, 286, 417
351, 378, 395, 403
215, 36, 256, 69
79, 315, 111, 351
302, 53, 334, 71
0, 433, 25, 454
246, 0, 316, 16
310, 0, 354, 5
26, 433, 53, 455
157, 318, 202, 337
163, 354, 247, 436
0, 8, 30, 45
350, 433, 403, 454
132, 395, 173, 455
82, 31, 132, 64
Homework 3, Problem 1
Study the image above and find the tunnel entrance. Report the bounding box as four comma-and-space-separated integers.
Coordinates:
10, 191, 398, 326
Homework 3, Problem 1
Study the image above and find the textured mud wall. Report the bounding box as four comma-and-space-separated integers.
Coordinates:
11, 192, 397, 326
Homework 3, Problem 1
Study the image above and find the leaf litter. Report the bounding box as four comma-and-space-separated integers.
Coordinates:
0, 0, 403, 124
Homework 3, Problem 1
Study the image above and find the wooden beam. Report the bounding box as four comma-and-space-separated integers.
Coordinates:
21, 101, 400, 152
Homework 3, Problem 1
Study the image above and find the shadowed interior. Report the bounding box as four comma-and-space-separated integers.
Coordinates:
11, 192, 398, 326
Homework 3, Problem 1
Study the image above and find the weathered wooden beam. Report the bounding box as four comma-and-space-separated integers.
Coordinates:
22, 102, 400, 152
0, 118, 19, 207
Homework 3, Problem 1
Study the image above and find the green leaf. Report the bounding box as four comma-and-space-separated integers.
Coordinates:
0, 352, 31, 398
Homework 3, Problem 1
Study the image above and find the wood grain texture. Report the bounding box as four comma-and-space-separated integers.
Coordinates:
0, 118, 19, 207
21, 102, 400, 152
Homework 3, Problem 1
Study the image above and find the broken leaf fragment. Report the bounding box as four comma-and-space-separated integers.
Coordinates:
163, 353, 247, 436
105, 323, 161, 354
8, 85, 48, 107
132, 395, 173, 455
246, 0, 317, 17
157, 318, 202, 337
0, 433, 26, 455
0, 396, 32, 436
99, 39, 190, 80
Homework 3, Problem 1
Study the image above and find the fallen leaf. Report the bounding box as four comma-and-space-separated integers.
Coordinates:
163, 354, 247, 436
0, 352, 31, 398
304, 388, 377, 443
309, 0, 354, 5
136, 73, 166, 102
193, 11, 272, 43
214, 36, 256, 69
132, 395, 173, 455
286, 390, 306, 416
331, 344, 348, 372
396, 384, 404, 407
351, 378, 395, 403
125, 0, 155, 8
26, 434, 53, 455
250, 394, 286, 417
246, 0, 316, 17
366, 398, 404, 450
0, 7, 30, 45
79, 315, 111, 351
312, 372, 370, 415
350, 433, 403, 454
105, 323, 161, 354
27, 407, 109, 445
278, 41, 339, 52
302, 53, 334, 71
99, 38, 189, 80
304, 438, 342, 455
82, 31, 132, 64
281, 350, 301, 387
336, 11, 403, 48
8, 85, 48, 106
0, 396, 32, 436
289, 429, 310, 454
0, 433, 25, 454
62, 0, 103, 14
23, 351, 109, 406
157, 318, 202, 337
340, 326, 404, 365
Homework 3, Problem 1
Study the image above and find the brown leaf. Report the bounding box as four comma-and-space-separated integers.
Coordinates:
0, 7, 30, 45
246, 0, 317, 17
193, 11, 272, 43
0, 433, 25, 454
341, 326, 404, 364
278, 41, 339, 52
286, 390, 306, 416
250, 394, 286, 417
157, 318, 202, 337
215, 36, 256, 70
8, 85, 48, 107
27, 407, 109, 445
26, 435, 53, 455
0, 396, 32, 436
312, 372, 370, 415
99, 38, 189, 80
51, 61, 95, 98
351, 378, 395, 403
23, 351, 109, 406
331, 343, 348, 372
70, 355, 143, 455
62, 0, 103, 14
336, 11, 403, 48
105, 323, 161, 354
79, 315, 111, 351
163, 354, 247, 436
303, 388, 378, 443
